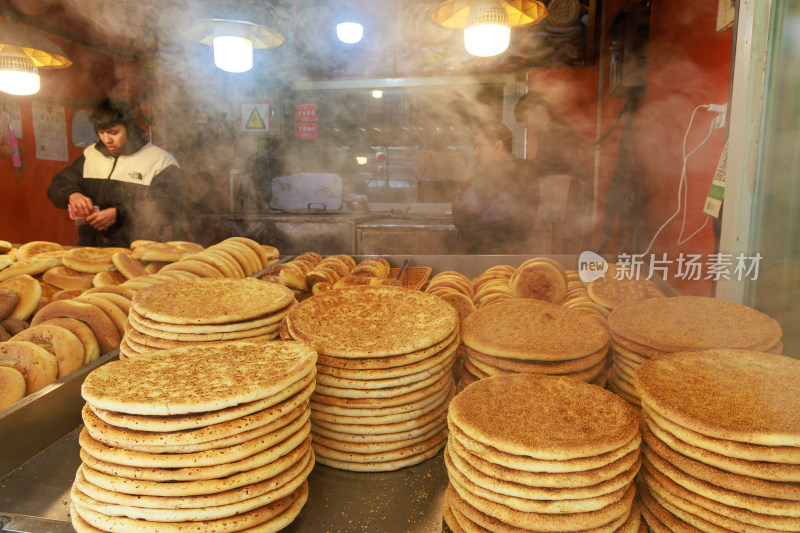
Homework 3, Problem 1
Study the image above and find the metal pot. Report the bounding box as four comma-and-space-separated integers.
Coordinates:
346, 194, 369, 211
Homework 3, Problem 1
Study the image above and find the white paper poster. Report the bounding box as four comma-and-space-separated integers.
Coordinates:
32, 102, 69, 162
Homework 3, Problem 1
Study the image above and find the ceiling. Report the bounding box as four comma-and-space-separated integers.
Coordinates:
7, 0, 148, 59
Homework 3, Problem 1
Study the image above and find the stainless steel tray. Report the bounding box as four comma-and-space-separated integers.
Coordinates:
0, 426, 448, 532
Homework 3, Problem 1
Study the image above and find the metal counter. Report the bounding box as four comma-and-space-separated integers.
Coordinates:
0, 426, 448, 533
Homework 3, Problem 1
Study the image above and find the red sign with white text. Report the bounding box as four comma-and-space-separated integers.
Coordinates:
295, 122, 318, 140
295, 104, 317, 122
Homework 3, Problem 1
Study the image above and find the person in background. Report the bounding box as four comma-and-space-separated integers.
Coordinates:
452, 121, 537, 254
47, 98, 184, 247
515, 92, 588, 253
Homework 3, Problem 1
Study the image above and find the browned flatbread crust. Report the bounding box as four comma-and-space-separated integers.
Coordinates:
635, 349, 800, 446
287, 285, 458, 358
81, 340, 316, 415
462, 299, 609, 361
132, 278, 294, 325
450, 374, 638, 461
609, 296, 782, 353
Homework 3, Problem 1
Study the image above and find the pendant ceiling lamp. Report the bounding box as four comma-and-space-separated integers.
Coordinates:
430, 0, 548, 57
0, 15, 72, 96
182, 2, 288, 73
335, 1, 365, 44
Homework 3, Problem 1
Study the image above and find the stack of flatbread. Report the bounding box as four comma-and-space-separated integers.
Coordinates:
458, 299, 610, 392
284, 285, 459, 472
607, 295, 783, 407
120, 278, 295, 360
444, 374, 642, 533
634, 349, 800, 532
71, 340, 317, 532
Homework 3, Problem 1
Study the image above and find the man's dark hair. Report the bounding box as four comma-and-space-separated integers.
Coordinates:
514, 92, 552, 122
89, 98, 148, 145
476, 121, 513, 152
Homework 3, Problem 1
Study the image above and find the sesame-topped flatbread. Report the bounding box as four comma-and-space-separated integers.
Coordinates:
132, 278, 294, 325
449, 374, 638, 461
635, 349, 800, 447
286, 285, 458, 358
81, 340, 317, 415
608, 296, 782, 353
461, 299, 609, 361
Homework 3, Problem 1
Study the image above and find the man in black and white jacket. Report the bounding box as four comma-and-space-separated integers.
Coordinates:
48, 98, 185, 247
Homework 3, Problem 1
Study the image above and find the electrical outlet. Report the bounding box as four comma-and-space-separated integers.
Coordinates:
710, 103, 727, 130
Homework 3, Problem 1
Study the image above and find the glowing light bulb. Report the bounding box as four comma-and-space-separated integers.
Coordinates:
464, 0, 511, 57
0, 69, 40, 95
337, 22, 363, 44
464, 23, 510, 57
372, 90, 383, 99
212, 36, 253, 73
0, 46, 41, 95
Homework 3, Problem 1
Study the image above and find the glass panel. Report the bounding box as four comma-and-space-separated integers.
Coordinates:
746, 0, 800, 355
279, 84, 505, 204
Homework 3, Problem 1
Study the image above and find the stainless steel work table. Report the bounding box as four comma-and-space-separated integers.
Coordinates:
0, 429, 449, 533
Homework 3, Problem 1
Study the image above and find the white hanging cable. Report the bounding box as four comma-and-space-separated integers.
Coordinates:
641, 105, 715, 256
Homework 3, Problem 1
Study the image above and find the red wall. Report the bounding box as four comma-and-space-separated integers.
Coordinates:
0, 36, 139, 246
528, 1, 733, 296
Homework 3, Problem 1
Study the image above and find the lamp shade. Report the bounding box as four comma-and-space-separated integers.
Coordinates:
0, 18, 72, 68
0, 17, 71, 96
430, 0, 548, 29
182, 2, 289, 73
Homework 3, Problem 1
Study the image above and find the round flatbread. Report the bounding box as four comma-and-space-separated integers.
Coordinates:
449, 374, 639, 460
36, 317, 100, 364
62, 247, 116, 274
314, 330, 458, 371
81, 340, 316, 415
464, 344, 609, 375
608, 296, 782, 353
71, 480, 308, 533
16, 241, 64, 262
635, 349, 800, 446
0, 274, 42, 321
0, 257, 60, 282
0, 340, 58, 394
286, 285, 458, 358
10, 324, 84, 378
0, 365, 26, 409
461, 299, 609, 361
639, 420, 800, 503
132, 278, 294, 325
31, 299, 120, 354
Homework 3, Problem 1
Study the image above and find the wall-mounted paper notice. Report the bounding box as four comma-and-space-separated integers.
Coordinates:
32, 102, 69, 162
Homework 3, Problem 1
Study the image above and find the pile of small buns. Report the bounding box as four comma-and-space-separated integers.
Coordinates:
0, 236, 278, 410
72, 340, 316, 533
424, 258, 666, 335
260, 253, 399, 298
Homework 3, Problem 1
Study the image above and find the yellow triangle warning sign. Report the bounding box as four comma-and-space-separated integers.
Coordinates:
245, 108, 266, 130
